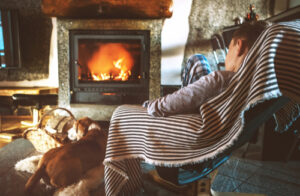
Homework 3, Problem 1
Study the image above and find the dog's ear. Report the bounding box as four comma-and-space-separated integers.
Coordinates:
75, 117, 100, 140
75, 117, 90, 140
78, 117, 101, 132
78, 118, 93, 132
80, 117, 94, 130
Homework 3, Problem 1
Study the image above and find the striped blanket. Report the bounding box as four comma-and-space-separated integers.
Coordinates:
103, 21, 300, 196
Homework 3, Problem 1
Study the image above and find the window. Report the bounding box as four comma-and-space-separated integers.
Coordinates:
0, 10, 21, 69
0, 12, 5, 68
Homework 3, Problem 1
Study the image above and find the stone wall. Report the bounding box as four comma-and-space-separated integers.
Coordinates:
0, 0, 51, 81
182, 0, 271, 71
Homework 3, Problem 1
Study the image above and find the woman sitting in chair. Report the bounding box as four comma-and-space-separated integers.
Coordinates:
144, 21, 270, 117
104, 20, 300, 196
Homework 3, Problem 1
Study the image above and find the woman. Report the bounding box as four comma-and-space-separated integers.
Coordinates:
144, 21, 270, 117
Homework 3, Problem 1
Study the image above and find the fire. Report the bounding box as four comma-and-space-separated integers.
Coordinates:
87, 43, 134, 81
113, 58, 132, 81
91, 72, 111, 81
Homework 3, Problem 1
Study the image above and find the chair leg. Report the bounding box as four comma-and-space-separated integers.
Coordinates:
190, 169, 219, 196
148, 168, 222, 196
208, 169, 218, 182
147, 169, 188, 193
194, 177, 212, 196
285, 129, 300, 161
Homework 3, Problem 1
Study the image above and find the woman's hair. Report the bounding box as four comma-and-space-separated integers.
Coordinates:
232, 21, 271, 49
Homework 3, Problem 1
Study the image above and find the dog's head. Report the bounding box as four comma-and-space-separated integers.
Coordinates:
68, 117, 101, 141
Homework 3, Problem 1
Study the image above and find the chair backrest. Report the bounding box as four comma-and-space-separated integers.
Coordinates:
224, 96, 290, 155
211, 33, 227, 70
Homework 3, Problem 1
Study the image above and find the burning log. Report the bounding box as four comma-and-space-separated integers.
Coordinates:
41, 0, 173, 19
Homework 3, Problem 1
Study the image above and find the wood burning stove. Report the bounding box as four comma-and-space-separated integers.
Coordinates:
69, 30, 150, 104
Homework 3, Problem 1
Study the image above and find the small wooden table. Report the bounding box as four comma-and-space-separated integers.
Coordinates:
0, 87, 58, 132
0, 87, 58, 96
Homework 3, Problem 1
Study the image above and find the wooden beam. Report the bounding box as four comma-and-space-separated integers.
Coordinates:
42, 0, 173, 19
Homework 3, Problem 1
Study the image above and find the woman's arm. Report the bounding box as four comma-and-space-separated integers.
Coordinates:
146, 71, 235, 117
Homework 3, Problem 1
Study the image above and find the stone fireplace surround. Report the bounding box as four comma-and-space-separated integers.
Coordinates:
57, 18, 163, 120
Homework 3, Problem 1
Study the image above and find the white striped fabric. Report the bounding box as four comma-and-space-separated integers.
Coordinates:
103, 21, 300, 196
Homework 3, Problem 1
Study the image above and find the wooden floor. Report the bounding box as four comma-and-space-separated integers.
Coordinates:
0, 140, 10, 148
0, 115, 32, 148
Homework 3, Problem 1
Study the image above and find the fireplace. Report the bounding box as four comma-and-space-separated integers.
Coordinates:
69, 30, 150, 104
55, 17, 164, 120
43, 0, 172, 120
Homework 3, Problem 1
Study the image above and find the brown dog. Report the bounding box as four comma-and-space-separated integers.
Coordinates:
25, 117, 107, 193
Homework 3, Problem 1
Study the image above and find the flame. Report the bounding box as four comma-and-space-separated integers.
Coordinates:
91, 72, 111, 81
87, 43, 134, 81
113, 58, 132, 81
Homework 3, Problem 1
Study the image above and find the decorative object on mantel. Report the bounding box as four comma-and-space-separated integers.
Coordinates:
245, 4, 259, 21
233, 17, 244, 25
233, 4, 259, 25
41, 0, 173, 19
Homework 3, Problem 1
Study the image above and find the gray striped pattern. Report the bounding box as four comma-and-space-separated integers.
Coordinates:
104, 21, 300, 196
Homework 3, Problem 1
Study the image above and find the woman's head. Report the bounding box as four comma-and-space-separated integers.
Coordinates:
225, 21, 271, 72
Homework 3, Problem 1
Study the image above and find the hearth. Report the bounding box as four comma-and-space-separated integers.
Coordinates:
69, 30, 150, 104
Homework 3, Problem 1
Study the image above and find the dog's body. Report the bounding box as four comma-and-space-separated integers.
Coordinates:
25, 118, 107, 193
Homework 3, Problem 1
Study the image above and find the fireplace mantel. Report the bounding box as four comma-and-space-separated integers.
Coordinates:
42, 0, 173, 19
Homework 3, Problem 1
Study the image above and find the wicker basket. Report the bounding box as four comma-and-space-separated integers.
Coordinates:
23, 107, 76, 153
